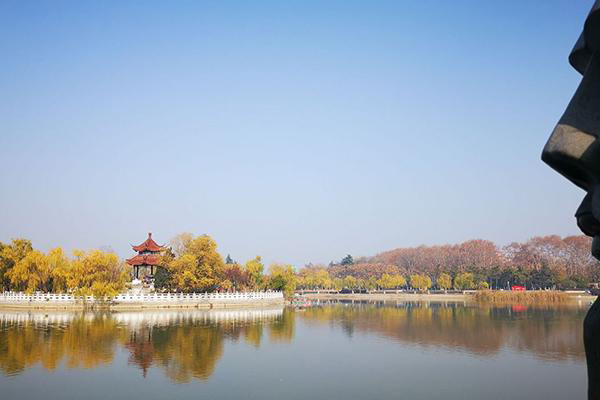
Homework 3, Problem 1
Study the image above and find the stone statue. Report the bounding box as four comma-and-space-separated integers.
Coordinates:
541, 2, 600, 398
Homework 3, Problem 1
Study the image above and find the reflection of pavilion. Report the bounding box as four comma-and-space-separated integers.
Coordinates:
126, 233, 164, 281
0, 307, 287, 382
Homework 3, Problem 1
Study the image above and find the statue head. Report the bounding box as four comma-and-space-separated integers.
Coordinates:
542, 2, 600, 258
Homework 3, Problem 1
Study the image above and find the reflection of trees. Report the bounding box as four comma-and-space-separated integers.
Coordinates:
268, 309, 295, 343
0, 313, 123, 376
300, 303, 587, 361
149, 323, 224, 382
0, 308, 290, 381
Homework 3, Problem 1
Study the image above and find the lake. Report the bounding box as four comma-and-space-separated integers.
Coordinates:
0, 301, 591, 400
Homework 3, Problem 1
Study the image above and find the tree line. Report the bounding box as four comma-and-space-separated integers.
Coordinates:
0, 233, 297, 297
299, 235, 599, 291
0, 234, 597, 298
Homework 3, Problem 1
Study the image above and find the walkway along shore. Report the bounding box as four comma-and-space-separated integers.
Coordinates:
0, 291, 284, 310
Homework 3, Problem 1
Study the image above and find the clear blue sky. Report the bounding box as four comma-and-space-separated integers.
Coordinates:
0, 0, 593, 266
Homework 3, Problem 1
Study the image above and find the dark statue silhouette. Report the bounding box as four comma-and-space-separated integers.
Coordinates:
542, 2, 600, 398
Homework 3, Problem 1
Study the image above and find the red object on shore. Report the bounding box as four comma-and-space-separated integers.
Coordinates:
511, 285, 526, 291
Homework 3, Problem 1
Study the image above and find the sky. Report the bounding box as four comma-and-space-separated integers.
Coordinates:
0, 0, 595, 266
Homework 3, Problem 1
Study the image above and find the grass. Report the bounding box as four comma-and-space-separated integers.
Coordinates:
472, 290, 570, 304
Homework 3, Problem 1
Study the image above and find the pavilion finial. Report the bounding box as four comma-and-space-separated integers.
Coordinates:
148, 232, 152, 238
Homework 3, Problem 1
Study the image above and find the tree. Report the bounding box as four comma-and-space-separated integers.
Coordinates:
332, 278, 344, 290
69, 250, 128, 298
392, 274, 407, 288
245, 256, 264, 290
297, 267, 332, 289
169, 232, 194, 257
268, 264, 296, 297
8, 250, 52, 293
154, 266, 172, 290
222, 263, 249, 290
167, 235, 224, 293
377, 273, 406, 289
343, 275, 358, 289
341, 254, 354, 266
437, 273, 452, 291
47, 247, 71, 293
155, 248, 176, 290
454, 272, 476, 290
0, 239, 33, 291
366, 276, 378, 290
7, 247, 70, 293
410, 274, 432, 291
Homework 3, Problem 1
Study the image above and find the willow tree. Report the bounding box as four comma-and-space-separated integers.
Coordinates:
69, 250, 128, 298
8, 250, 52, 293
0, 238, 33, 291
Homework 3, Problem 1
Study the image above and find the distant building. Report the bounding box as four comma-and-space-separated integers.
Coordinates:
126, 233, 164, 280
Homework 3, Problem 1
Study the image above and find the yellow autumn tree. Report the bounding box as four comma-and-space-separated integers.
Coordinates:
377, 273, 406, 289
68, 250, 128, 298
410, 274, 432, 292
0, 238, 33, 291
48, 247, 71, 293
437, 273, 452, 291
245, 256, 264, 290
8, 250, 52, 293
167, 234, 224, 293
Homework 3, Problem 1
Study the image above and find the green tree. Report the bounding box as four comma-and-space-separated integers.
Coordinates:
154, 266, 172, 290
155, 248, 175, 290
341, 254, 354, 265
268, 264, 296, 297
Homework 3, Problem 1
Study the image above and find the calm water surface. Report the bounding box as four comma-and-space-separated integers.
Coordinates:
0, 301, 590, 400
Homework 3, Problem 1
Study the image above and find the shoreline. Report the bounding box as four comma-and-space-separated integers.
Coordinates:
297, 292, 598, 303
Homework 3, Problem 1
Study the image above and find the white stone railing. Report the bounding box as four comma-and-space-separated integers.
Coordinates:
0, 291, 283, 304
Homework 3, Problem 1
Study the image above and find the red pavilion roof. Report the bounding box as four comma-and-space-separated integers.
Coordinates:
131, 233, 164, 253
126, 254, 162, 266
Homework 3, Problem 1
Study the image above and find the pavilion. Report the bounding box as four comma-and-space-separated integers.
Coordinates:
126, 233, 164, 280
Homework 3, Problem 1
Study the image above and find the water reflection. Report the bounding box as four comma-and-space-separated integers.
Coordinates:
0, 308, 287, 381
300, 302, 587, 361
0, 302, 588, 383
